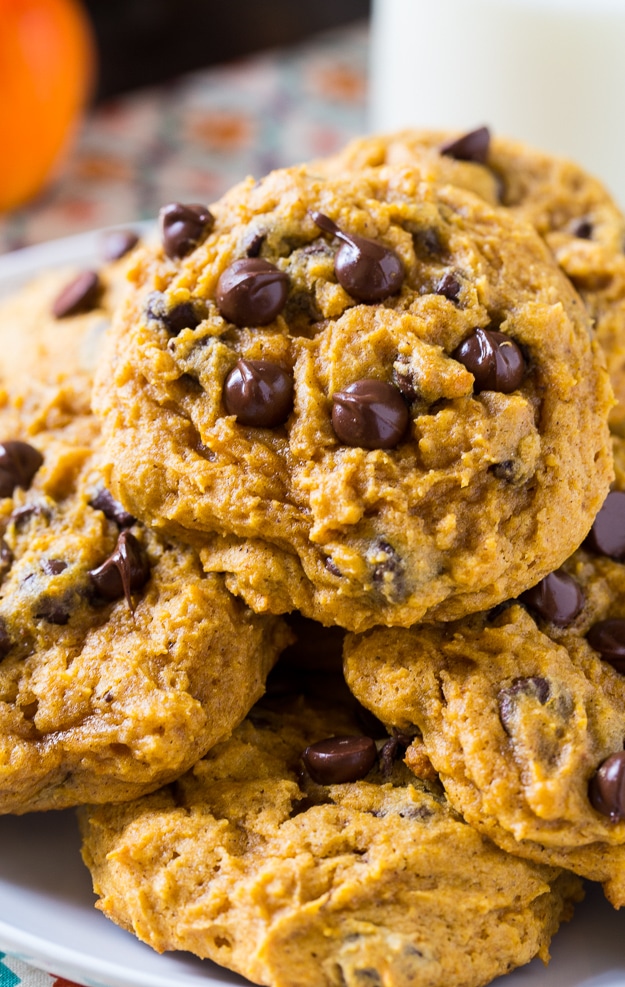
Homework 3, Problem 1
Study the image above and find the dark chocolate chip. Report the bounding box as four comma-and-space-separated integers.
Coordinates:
519, 570, 585, 627
440, 126, 491, 164
216, 258, 289, 327
435, 272, 461, 302
145, 291, 203, 335
302, 735, 378, 784
586, 619, 625, 674
585, 491, 625, 560
89, 488, 136, 528
453, 327, 525, 393
572, 219, 593, 240
41, 559, 68, 576
9, 504, 46, 527
159, 202, 214, 259
589, 752, 625, 822
101, 228, 140, 262
52, 271, 101, 318
412, 227, 444, 258
0, 539, 13, 579
0, 441, 43, 498
223, 359, 294, 427
88, 531, 150, 609
499, 677, 551, 733
332, 379, 408, 449
244, 232, 266, 258
0, 618, 11, 660
324, 556, 342, 577
489, 460, 517, 482
34, 598, 70, 625
310, 211, 404, 303
368, 537, 406, 602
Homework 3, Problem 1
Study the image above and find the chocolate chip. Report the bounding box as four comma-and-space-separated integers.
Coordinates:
585, 491, 625, 560
0, 441, 43, 498
572, 219, 593, 240
489, 460, 517, 482
88, 531, 150, 609
520, 570, 585, 627
146, 291, 203, 335
0, 539, 13, 579
411, 227, 444, 258
52, 271, 101, 318
0, 618, 11, 660
440, 126, 491, 164
159, 202, 214, 259
101, 228, 140, 262
302, 735, 378, 784
89, 488, 136, 528
216, 258, 289, 327
310, 211, 404, 303
453, 327, 525, 393
589, 752, 625, 822
244, 232, 266, 258
499, 677, 551, 733
368, 537, 406, 602
324, 556, 342, 577
34, 598, 70, 625
332, 379, 408, 449
223, 359, 294, 427
9, 503, 47, 527
435, 272, 461, 302
41, 559, 67, 576
586, 619, 625, 674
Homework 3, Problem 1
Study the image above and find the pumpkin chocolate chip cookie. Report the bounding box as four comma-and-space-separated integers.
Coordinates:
322, 126, 625, 433
344, 443, 625, 907
93, 164, 613, 631
0, 285, 289, 812
78, 692, 582, 987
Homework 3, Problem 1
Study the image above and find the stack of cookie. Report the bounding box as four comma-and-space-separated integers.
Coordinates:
1, 128, 624, 987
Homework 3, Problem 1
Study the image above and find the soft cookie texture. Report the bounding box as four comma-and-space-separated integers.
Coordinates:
94, 164, 613, 631
322, 127, 625, 432
0, 275, 289, 813
79, 694, 582, 987
344, 452, 625, 906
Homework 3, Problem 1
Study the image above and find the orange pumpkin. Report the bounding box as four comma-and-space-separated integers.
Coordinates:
0, 0, 95, 212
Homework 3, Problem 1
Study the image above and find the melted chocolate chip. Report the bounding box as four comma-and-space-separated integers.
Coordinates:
159, 202, 214, 259
589, 752, 625, 822
223, 359, 294, 427
412, 227, 444, 258
101, 228, 140, 262
9, 503, 47, 527
34, 598, 70, 625
440, 126, 491, 164
52, 271, 101, 318
0, 441, 43, 498
41, 559, 68, 576
572, 219, 593, 240
489, 460, 517, 482
324, 556, 342, 577
0, 618, 11, 660
368, 537, 406, 602
88, 531, 150, 608
332, 379, 408, 449
310, 211, 404, 303
146, 292, 203, 335
244, 232, 266, 258
302, 735, 377, 784
216, 258, 289, 327
435, 272, 461, 302
586, 619, 625, 674
89, 488, 136, 528
453, 327, 525, 393
499, 677, 551, 733
520, 570, 585, 627
585, 491, 625, 560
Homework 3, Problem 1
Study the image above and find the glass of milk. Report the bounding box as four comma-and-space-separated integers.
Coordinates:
369, 0, 625, 206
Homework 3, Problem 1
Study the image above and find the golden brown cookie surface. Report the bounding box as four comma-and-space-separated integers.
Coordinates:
94, 164, 613, 631
0, 274, 289, 813
79, 694, 581, 987
344, 447, 625, 906
323, 127, 625, 433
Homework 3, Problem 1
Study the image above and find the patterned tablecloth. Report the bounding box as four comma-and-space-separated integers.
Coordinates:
0, 20, 368, 987
0, 22, 368, 254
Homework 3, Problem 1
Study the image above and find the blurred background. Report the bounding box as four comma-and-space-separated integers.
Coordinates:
0, 0, 370, 251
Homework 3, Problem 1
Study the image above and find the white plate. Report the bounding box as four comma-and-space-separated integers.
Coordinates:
0, 230, 624, 987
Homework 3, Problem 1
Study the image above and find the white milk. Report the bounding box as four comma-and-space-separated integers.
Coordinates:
370, 0, 625, 206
